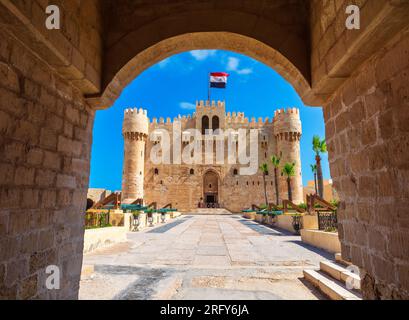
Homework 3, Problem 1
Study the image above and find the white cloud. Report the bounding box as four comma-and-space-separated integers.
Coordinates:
157, 57, 170, 68
227, 57, 239, 71
237, 68, 253, 75
226, 57, 253, 75
190, 50, 217, 61
179, 102, 196, 110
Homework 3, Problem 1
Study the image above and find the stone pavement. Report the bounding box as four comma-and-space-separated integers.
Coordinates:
79, 215, 332, 300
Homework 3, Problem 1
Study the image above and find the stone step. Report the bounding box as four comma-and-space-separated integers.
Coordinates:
303, 269, 362, 300
335, 253, 352, 266
190, 208, 232, 215
320, 260, 361, 290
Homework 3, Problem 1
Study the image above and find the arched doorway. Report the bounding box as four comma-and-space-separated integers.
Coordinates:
212, 115, 219, 131
201, 115, 209, 135
203, 171, 219, 208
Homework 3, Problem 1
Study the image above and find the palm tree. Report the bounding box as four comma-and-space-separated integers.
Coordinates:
271, 155, 281, 205
282, 162, 296, 202
312, 135, 327, 198
310, 164, 318, 195
259, 163, 269, 206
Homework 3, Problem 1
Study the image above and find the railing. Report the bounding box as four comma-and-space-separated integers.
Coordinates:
162, 203, 172, 209
317, 211, 338, 231
92, 192, 121, 209
306, 194, 338, 231
251, 204, 260, 211
306, 194, 336, 214
147, 202, 157, 210
85, 210, 110, 228
131, 198, 143, 205
282, 200, 306, 213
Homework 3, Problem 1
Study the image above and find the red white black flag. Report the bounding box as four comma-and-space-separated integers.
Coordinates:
210, 72, 229, 88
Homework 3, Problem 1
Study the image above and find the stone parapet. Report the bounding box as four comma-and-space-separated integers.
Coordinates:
123, 108, 149, 136
301, 229, 341, 254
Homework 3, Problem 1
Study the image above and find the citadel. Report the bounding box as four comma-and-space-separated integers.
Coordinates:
121, 100, 303, 212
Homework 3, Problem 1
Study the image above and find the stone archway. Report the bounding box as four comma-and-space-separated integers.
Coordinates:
0, 0, 409, 300
203, 170, 220, 207
92, 31, 316, 110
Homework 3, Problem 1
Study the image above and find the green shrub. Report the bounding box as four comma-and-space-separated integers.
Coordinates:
330, 199, 339, 208
298, 203, 307, 210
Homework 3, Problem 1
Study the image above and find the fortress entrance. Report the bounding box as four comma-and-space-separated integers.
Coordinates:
203, 171, 219, 208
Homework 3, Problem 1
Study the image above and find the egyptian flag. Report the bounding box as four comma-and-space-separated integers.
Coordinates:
210, 72, 229, 88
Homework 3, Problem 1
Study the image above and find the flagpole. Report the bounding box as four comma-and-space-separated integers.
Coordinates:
208, 72, 211, 103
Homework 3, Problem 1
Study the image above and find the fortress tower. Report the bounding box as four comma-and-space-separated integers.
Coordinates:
121, 108, 149, 204
273, 108, 303, 204
195, 100, 226, 133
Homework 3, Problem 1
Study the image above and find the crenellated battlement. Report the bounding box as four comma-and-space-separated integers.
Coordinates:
273, 107, 300, 118
225, 112, 272, 125
123, 107, 149, 136
124, 107, 148, 117
196, 100, 225, 108
150, 114, 193, 125
273, 107, 302, 136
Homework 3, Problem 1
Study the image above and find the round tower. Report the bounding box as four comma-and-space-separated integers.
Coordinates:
273, 108, 303, 204
122, 108, 149, 204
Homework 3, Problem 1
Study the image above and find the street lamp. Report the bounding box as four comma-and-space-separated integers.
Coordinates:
132, 213, 140, 232
148, 213, 154, 227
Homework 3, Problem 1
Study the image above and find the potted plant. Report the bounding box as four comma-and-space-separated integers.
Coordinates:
262, 211, 268, 224
268, 212, 277, 225
145, 209, 155, 226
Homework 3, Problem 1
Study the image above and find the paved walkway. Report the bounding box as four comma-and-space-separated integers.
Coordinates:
79, 215, 332, 300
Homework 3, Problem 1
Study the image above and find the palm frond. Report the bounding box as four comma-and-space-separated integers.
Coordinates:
271, 154, 280, 168
320, 140, 327, 153
313, 135, 327, 155
259, 163, 269, 174
282, 162, 296, 177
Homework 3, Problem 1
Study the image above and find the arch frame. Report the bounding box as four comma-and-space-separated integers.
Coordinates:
87, 32, 320, 109
202, 168, 221, 206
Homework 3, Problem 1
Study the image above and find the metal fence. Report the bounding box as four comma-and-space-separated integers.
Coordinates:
85, 211, 110, 228
317, 211, 338, 231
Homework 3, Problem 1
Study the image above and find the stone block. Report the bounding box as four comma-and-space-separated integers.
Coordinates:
301, 229, 341, 253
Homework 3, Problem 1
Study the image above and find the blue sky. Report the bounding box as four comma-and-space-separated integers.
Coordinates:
89, 50, 330, 191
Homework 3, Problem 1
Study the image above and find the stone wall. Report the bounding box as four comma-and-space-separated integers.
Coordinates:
100, 0, 310, 105
324, 28, 409, 299
86, 188, 111, 203
0, 28, 94, 299
309, 0, 409, 104
0, 0, 102, 95
83, 227, 127, 254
